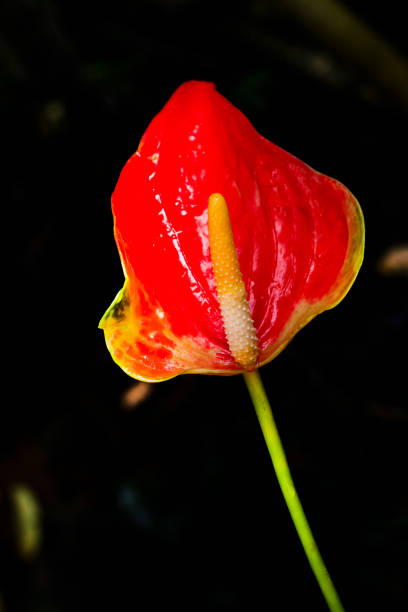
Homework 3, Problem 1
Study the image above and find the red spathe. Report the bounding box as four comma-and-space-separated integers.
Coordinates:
100, 81, 364, 381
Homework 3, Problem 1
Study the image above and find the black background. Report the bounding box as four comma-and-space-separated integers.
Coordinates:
1, 1, 407, 611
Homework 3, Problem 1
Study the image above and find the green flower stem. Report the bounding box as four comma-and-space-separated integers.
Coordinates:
243, 368, 345, 612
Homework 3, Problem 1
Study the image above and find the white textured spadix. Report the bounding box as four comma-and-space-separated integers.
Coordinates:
208, 193, 259, 369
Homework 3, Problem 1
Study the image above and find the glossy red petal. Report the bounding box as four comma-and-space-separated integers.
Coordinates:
100, 81, 364, 381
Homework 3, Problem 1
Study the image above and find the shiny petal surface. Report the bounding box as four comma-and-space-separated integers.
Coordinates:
100, 81, 364, 382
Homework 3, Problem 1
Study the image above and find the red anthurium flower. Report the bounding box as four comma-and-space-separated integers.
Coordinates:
100, 81, 364, 382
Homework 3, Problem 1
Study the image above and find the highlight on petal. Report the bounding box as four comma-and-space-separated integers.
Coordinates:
256, 182, 365, 368
99, 80, 364, 382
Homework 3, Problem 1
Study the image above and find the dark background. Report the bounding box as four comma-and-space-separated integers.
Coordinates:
1, 1, 407, 610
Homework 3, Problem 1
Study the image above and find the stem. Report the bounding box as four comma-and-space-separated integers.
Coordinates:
243, 369, 345, 612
